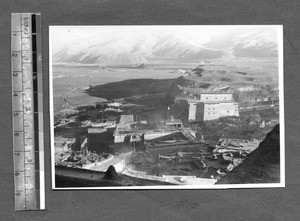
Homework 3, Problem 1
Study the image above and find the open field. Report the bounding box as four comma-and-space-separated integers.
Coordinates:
52, 57, 278, 113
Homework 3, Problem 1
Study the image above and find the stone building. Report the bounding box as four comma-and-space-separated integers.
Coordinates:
165, 119, 183, 128
188, 93, 239, 122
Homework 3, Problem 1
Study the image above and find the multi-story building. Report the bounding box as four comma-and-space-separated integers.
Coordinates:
188, 93, 239, 122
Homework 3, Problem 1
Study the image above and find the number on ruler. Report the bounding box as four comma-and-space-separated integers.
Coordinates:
23, 17, 29, 27
12, 13, 44, 211
23, 17, 29, 35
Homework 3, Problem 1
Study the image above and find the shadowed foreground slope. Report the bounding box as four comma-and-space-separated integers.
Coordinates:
55, 165, 174, 187
217, 124, 280, 184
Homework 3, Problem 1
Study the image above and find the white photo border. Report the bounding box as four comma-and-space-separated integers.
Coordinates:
49, 25, 285, 190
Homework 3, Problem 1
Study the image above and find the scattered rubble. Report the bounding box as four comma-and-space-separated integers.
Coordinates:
214, 138, 260, 154
55, 150, 111, 168
217, 125, 280, 184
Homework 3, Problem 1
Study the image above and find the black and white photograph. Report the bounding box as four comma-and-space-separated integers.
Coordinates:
50, 25, 284, 189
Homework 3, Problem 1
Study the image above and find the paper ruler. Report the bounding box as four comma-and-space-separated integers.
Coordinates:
11, 13, 45, 211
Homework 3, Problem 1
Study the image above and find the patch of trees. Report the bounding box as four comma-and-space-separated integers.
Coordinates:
233, 85, 278, 107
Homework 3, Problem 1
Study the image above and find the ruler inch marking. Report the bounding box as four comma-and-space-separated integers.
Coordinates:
12, 13, 44, 211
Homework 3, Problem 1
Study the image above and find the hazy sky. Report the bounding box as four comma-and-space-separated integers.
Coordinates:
50, 25, 279, 54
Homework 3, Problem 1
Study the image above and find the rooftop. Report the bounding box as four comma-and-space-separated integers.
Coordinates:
189, 101, 238, 104
165, 119, 183, 124
200, 92, 234, 95
119, 115, 134, 124
202, 101, 238, 104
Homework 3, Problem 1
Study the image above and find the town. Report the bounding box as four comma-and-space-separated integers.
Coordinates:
54, 63, 279, 187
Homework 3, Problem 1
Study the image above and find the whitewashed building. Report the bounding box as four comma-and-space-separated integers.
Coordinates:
188, 93, 239, 122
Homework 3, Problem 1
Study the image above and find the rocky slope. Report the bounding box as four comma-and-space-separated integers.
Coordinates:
217, 124, 280, 184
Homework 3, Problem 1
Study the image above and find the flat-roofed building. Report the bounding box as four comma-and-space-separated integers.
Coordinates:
188, 93, 239, 122
117, 115, 134, 130
165, 119, 183, 128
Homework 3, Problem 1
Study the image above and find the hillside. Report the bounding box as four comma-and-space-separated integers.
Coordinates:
55, 166, 174, 187
86, 78, 175, 105
86, 78, 175, 98
84, 63, 279, 111
217, 124, 280, 184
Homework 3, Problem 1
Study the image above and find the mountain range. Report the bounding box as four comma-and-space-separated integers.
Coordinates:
53, 28, 278, 65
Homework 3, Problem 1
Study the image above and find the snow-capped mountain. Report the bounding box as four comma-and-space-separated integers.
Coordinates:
52, 27, 278, 65
204, 28, 278, 58
231, 30, 278, 57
